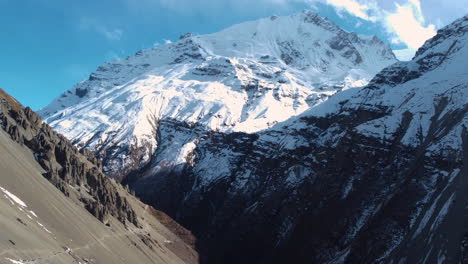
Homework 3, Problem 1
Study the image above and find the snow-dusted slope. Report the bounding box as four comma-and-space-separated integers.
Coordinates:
39, 11, 396, 178
126, 15, 468, 264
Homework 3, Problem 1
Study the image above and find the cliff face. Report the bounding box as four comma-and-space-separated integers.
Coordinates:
124, 15, 468, 263
33, 11, 468, 264
0, 88, 199, 263
0, 88, 138, 226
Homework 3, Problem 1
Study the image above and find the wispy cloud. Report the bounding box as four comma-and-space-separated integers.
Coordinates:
320, 0, 436, 50
123, 0, 442, 52
326, 0, 377, 21
78, 17, 124, 41
124, 0, 312, 16
385, 0, 436, 49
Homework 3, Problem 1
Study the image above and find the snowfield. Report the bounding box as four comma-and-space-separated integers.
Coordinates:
39, 11, 397, 177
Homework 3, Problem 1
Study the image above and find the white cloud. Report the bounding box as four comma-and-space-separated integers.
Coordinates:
126, 0, 440, 51
385, 1, 436, 49
102, 28, 123, 41
153, 39, 173, 47
326, 0, 376, 21
79, 18, 124, 41
322, 0, 436, 50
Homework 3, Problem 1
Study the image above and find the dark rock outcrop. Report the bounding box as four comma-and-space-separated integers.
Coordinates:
124, 15, 468, 264
0, 88, 139, 227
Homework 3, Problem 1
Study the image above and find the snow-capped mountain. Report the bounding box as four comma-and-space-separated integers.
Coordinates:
125, 15, 468, 263
39, 10, 397, 178
37, 8, 468, 263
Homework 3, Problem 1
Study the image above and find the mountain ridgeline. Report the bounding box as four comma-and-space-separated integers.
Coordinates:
1, 88, 138, 226
0, 88, 198, 263
39, 11, 397, 180
39, 12, 467, 263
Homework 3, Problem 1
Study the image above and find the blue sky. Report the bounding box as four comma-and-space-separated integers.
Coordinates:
1, 0, 466, 110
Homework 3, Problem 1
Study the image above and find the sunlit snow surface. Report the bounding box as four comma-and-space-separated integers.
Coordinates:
39, 11, 396, 175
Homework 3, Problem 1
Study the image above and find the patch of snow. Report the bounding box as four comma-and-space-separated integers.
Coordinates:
330, 248, 351, 264
413, 169, 460, 238
341, 178, 355, 199
393, 48, 416, 61
5, 258, 26, 264
191, 147, 239, 187
375, 228, 405, 262
28, 210, 37, 218
37, 221, 52, 234
0, 186, 53, 235
438, 252, 446, 264
430, 193, 455, 232
345, 204, 375, 241
0, 186, 27, 207
285, 165, 312, 186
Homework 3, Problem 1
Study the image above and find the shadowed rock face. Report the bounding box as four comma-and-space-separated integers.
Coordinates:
124, 15, 468, 264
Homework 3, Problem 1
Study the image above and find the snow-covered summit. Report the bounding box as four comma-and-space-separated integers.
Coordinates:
39, 11, 397, 177
278, 14, 468, 153
123, 15, 468, 264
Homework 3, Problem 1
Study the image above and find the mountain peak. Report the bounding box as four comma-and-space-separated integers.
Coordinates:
192, 11, 395, 68
415, 14, 468, 59
299, 9, 337, 28
179, 32, 193, 40
125, 14, 467, 263
39, 12, 397, 178
368, 15, 467, 89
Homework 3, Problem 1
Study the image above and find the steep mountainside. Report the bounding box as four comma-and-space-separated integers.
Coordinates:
0, 89, 198, 263
39, 11, 397, 179
125, 15, 468, 263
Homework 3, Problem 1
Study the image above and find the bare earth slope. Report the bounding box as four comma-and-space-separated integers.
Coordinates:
0, 89, 198, 264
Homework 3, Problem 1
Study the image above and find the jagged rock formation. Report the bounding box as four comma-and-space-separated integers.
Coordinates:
39, 11, 397, 180
37, 10, 468, 264
123, 15, 468, 263
0, 88, 138, 226
0, 88, 199, 263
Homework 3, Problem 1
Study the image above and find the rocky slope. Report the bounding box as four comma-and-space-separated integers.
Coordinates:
39, 11, 397, 180
124, 15, 468, 263
0, 88, 198, 263
37, 10, 468, 264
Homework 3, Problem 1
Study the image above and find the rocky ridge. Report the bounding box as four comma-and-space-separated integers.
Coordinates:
0, 87, 199, 263
39, 11, 397, 180
0, 88, 139, 226
124, 15, 468, 263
